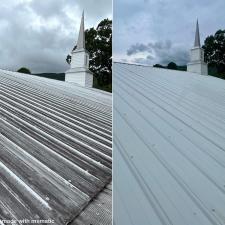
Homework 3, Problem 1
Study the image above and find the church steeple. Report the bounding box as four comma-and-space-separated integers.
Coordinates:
187, 19, 208, 75
76, 11, 85, 50
194, 19, 201, 47
65, 11, 93, 87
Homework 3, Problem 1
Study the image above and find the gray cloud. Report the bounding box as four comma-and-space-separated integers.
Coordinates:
0, 0, 111, 73
158, 48, 189, 66
127, 40, 171, 56
127, 40, 188, 65
127, 43, 150, 55
29, 0, 65, 19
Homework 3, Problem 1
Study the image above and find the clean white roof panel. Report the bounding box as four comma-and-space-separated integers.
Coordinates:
113, 62, 225, 225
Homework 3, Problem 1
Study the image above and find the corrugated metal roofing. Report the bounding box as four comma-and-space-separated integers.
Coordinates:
71, 182, 112, 225
0, 69, 112, 225
113, 62, 225, 225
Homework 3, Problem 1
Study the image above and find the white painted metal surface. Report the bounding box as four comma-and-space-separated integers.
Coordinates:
113, 62, 225, 225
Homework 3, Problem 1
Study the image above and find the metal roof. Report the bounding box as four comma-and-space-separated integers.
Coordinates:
113, 62, 225, 225
71, 182, 112, 225
0, 69, 112, 225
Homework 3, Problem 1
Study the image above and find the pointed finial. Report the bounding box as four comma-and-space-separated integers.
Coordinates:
76, 11, 85, 50
194, 19, 201, 47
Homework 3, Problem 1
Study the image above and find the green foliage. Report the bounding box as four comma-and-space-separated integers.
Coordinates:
203, 30, 225, 65
153, 64, 165, 68
33, 73, 65, 81
203, 29, 225, 79
153, 63, 186, 71
67, 19, 112, 92
17, 67, 31, 74
93, 76, 112, 92
177, 65, 187, 71
167, 62, 177, 70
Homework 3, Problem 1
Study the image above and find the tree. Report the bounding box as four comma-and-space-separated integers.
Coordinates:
167, 62, 177, 70
67, 19, 112, 92
203, 29, 225, 78
17, 67, 31, 74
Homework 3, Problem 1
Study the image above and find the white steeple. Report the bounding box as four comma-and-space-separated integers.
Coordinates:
187, 19, 208, 75
65, 11, 93, 87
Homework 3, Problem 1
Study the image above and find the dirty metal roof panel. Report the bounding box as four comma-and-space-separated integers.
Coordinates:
0, 69, 112, 225
71, 182, 112, 225
113, 62, 225, 225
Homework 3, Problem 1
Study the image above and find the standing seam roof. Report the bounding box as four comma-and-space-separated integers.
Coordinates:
113, 62, 225, 225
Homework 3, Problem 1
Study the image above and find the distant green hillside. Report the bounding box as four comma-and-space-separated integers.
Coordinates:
32, 73, 65, 81
31, 73, 111, 92
153, 63, 225, 79
153, 63, 187, 71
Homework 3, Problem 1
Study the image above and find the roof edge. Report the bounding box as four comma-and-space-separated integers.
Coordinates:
113, 61, 153, 68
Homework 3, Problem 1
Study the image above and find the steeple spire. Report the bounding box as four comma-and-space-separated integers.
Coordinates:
194, 19, 201, 47
76, 11, 85, 50
187, 19, 208, 75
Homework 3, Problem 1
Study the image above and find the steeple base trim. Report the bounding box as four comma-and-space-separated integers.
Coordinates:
187, 61, 208, 75
65, 68, 93, 88
187, 46, 208, 75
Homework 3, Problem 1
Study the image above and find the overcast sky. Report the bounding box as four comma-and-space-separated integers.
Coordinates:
113, 0, 225, 66
0, 0, 111, 73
